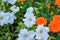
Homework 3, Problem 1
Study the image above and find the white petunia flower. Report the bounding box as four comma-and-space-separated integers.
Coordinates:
6, 12, 16, 24
2, 0, 16, 5
35, 24, 50, 40
8, 0, 16, 5
0, 11, 16, 26
18, 29, 35, 40
23, 13, 36, 28
23, 7, 36, 28
0, 11, 9, 26
10, 5, 19, 13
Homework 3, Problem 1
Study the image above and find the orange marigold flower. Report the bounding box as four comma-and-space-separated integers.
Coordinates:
18, 0, 25, 2
36, 17, 47, 25
49, 20, 60, 33
53, 15, 60, 22
55, 0, 60, 8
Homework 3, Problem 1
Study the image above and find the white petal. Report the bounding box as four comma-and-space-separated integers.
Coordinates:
8, 0, 16, 5
44, 27, 50, 32
36, 33, 42, 40
19, 29, 28, 36
28, 30, 35, 38
27, 7, 34, 12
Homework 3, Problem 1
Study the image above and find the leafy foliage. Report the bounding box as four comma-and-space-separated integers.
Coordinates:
0, 0, 60, 40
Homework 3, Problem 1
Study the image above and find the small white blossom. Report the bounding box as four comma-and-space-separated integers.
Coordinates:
10, 5, 19, 13
6, 12, 16, 24
2, 0, 16, 5
35, 24, 50, 40
18, 29, 35, 40
23, 7, 36, 28
0, 11, 9, 26
23, 13, 36, 28
8, 0, 16, 4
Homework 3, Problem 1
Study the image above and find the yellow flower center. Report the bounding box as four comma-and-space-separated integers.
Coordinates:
40, 30, 43, 34
24, 34, 28, 38
29, 18, 32, 22
0, 16, 4, 20
14, 6, 17, 9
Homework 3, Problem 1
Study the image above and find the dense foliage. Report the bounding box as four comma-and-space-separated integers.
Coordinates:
0, 0, 60, 40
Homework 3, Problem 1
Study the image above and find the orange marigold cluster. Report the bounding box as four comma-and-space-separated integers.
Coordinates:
36, 17, 47, 25
49, 15, 60, 33
55, 0, 60, 8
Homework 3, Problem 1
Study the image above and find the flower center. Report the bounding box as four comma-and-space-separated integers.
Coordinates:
40, 30, 43, 34
0, 16, 4, 20
24, 34, 28, 38
29, 18, 32, 22
14, 6, 17, 9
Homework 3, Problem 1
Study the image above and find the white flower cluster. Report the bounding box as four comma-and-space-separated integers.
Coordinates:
18, 24, 50, 40
1, 0, 20, 26
0, 11, 16, 26
18, 7, 50, 40
3, 0, 17, 5
23, 7, 36, 28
